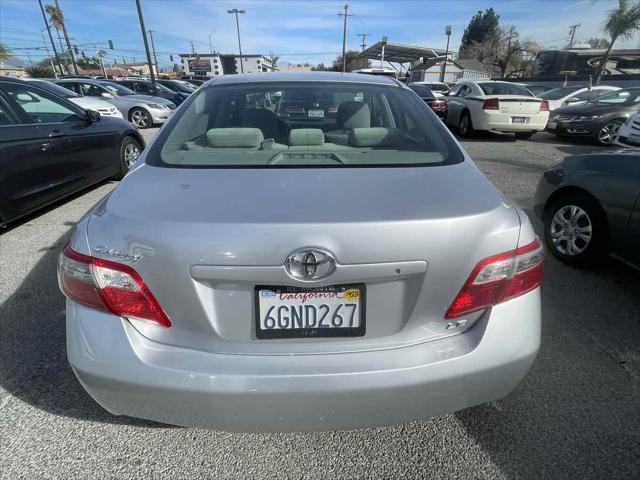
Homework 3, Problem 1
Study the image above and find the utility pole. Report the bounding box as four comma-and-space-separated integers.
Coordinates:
227, 9, 246, 73
38, 0, 63, 75
358, 32, 370, 51
148, 30, 159, 75
337, 3, 351, 72
135, 0, 157, 94
568, 23, 580, 48
40, 29, 59, 78
209, 30, 215, 54
189, 40, 197, 55
55, 0, 78, 75
440, 25, 452, 83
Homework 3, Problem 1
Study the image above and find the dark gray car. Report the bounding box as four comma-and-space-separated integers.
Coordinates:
535, 151, 640, 269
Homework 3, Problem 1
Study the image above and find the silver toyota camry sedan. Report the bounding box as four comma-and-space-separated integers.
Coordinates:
58, 72, 542, 432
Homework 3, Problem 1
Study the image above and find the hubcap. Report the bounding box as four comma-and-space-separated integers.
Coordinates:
598, 122, 620, 145
460, 116, 469, 134
123, 143, 140, 168
131, 110, 150, 128
550, 205, 592, 256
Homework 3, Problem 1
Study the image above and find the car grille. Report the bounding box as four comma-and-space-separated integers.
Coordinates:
96, 107, 118, 116
631, 120, 640, 131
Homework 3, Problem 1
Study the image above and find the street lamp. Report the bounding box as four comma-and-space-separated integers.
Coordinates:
440, 25, 452, 83
227, 8, 246, 73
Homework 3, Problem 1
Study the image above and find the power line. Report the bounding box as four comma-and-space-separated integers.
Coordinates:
568, 23, 581, 47
357, 33, 371, 51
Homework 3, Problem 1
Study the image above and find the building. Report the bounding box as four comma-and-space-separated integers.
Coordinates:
0, 58, 28, 78
410, 58, 491, 83
112, 62, 158, 77
179, 53, 276, 78
278, 61, 313, 72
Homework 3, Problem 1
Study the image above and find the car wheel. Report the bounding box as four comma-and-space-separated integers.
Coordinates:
115, 136, 143, 179
515, 132, 535, 139
129, 108, 152, 129
595, 120, 622, 146
544, 192, 606, 267
458, 111, 474, 137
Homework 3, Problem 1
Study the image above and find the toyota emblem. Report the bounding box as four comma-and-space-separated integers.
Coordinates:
285, 248, 336, 281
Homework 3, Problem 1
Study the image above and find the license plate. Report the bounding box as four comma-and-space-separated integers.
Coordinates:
255, 284, 365, 339
308, 109, 325, 118
547, 120, 557, 129
512, 116, 528, 124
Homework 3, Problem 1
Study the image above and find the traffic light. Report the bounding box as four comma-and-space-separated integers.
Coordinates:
81, 50, 86, 58
73, 45, 79, 54
170, 54, 174, 62
108, 40, 114, 50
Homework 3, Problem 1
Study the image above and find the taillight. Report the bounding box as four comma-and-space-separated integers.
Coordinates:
428, 100, 447, 111
445, 238, 543, 319
540, 99, 549, 112
482, 98, 500, 110
58, 244, 172, 327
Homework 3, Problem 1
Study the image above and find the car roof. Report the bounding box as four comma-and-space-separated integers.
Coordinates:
211, 71, 402, 87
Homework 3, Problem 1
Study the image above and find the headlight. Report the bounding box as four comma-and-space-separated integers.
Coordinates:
145, 103, 163, 109
167, 103, 176, 110
568, 115, 600, 122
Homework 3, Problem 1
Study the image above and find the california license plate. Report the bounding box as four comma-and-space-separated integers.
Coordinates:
512, 116, 528, 124
255, 284, 365, 339
547, 120, 557, 129
308, 109, 325, 118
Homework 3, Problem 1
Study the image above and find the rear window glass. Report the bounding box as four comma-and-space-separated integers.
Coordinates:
423, 83, 449, 92
408, 85, 434, 97
152, 82, 462, 168
538, 87, 582, 100
478, 83, 533, 96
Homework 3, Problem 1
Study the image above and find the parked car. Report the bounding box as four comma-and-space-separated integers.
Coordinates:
114, 79, 189, 106
615, 111, 640, 148
546, 87, 640, 146
180, 77, 206, 87
535, 151, 639, 269
20, 78, 123, 119
156, 79, 197, 94
408, 81, 450, 97
55, 79, 175, 129
444, 81, 550, 139
58, 72, 542, 432
538, 85, 619, 111
0, 76, 144, 227
408, 83, 447, 119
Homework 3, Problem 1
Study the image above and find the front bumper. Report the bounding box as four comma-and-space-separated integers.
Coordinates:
67, 289, 540, 432
148, 108, 173, 123
546, 120, 596, 136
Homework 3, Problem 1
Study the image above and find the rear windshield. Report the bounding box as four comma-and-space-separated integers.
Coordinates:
152, 82, 462, 168
408, 84, 434, 98
423, 83, 449, 92
538, 87, 582, 100
478, 83, 533, 96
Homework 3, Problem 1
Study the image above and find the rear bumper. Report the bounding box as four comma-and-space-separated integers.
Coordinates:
475, 112, 548, 132
67, 289, 540, 432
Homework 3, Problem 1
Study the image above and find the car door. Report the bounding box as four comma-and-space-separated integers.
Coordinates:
445, 83, 464, 126
1, 82, 119, 207
620, 160, 640, 268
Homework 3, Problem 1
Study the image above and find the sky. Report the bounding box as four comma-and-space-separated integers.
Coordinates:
1, 0, 638, 69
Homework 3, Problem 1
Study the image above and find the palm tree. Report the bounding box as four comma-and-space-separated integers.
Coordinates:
595, 0, 640, 84
0, 43, 11, 62
25, 65, 54, 78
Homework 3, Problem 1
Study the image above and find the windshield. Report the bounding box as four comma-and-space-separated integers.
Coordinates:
98, 81, 135, 96
30, 80, 79, 98
538, 87, 582, 100
592, 88, 640, 106
167, 81, 194, 93
478, 83, 533, 96
153, 82, 462, 168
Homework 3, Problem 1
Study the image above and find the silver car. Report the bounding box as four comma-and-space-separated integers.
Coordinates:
58, 72, 542, 432
55, 79, 175, 128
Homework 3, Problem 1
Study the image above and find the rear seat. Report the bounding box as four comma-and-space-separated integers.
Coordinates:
287, 128, 346, 151
183, 128, 287, 151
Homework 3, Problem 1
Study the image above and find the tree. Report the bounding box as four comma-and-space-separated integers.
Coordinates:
595, 0, 640, 83
269, 54, 280, 68
583, 37, 611, 49
459, 8, 500, 55
312, 63, 328, 71
25, 65, 54, 78
0, 43, 11, 61
330, 50, 370, 72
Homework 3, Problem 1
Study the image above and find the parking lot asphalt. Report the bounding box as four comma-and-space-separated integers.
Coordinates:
1, 129, 639, 479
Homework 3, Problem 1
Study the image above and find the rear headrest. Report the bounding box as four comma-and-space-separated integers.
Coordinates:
349, 127, 404, 147
206, 128, 264, 148
337, 101, 370, 129
288, 129, 324, 146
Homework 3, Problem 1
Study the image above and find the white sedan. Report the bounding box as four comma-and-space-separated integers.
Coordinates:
538, 85, 620, 111
444, 81, 549, 139
615, 112, 640, 148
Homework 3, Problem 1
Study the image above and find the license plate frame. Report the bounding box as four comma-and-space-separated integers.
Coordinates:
254, 284, 366, 339
307, 109, 325, 118
512, 116, 528, 124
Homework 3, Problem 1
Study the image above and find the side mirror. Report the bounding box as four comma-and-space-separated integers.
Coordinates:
566, 97, 580, 104
101, 92, 115, 99
85, 109, 101, 124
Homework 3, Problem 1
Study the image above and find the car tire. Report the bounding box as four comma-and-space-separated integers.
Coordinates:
458, 111, 474, 137
129, 108, 152, 129
595, 120, 623, 146
115, 136, 143, 179
515, 132, 535, 139
544, 192, 607, 267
